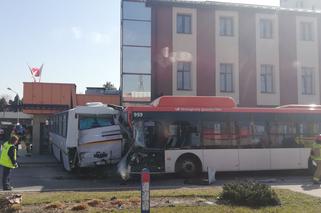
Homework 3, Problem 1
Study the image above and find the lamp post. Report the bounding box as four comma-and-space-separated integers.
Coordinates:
7, 87, 20, 124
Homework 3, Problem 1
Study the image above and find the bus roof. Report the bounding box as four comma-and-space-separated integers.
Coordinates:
125, 96, 321, 114
151, 96, 236, 108
55, 104, 118, 115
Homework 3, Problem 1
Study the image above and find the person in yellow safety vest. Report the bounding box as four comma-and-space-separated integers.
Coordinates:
10, 127, 20, 157
311, 135, 321, 184
0, 135, 19, 191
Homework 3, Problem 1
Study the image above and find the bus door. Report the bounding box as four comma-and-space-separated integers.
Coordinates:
128, 119, 165, 173
238, 115, 270, 171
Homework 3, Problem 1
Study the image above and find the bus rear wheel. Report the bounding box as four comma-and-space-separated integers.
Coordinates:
175, 154, 202, 178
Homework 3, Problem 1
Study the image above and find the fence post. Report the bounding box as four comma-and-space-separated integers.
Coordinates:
141, 168, 150, 213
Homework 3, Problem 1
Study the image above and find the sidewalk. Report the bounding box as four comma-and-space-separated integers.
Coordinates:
18, 154, 57, 165
17, 148, 57, 165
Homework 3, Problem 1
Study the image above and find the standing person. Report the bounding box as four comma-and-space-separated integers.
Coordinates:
0, 128, 5, 148
0, 135, 19, 190
10, 126, 20, 157
311, 135, 321, 184
24, 128, 32, 157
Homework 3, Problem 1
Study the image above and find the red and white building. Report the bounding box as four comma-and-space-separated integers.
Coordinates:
121, 0, 321, 107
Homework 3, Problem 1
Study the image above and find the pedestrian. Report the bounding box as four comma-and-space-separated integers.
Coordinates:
0, 135, 19, 191
24, 128, 32, 157
10, 126, 20, 157
311, 135, 321, 184
0, 128, 5, 149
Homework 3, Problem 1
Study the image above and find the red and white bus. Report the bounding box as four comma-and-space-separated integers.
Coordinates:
118, 96, 320, 179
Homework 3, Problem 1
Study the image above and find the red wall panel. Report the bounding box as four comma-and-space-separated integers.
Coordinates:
152, 6, 173, 99
279, 13, 298, 105
197, 8, 215, 96
239, 10, 257, 107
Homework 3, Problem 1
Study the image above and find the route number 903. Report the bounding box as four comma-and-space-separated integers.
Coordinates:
133, 112, 143, 118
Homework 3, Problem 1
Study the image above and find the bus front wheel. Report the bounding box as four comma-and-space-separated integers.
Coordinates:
175, 154, 202, 178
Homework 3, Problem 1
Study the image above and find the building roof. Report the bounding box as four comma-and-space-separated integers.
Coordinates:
146, 0, 321, 14
23, 82, 76, 87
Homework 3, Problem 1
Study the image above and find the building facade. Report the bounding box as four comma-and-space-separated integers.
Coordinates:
23, 82, 120, 154
281, 0, 321, 10
85, 87, 120, 96
121, 0, 321, 107
121, 0, 152, 106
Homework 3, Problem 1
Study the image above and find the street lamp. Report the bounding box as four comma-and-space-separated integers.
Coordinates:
7, 87, 20, 124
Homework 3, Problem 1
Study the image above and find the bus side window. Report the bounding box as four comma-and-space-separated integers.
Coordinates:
166, 121, 201, 149
270, 121, 298, 148
297, 121, 321, 147
202, 121, 237, 149
166, 123, 178, 148
238, 120, 267, 148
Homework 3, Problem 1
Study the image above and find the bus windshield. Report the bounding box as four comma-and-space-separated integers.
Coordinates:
79, 115, 115, 130
132, 119, 201, 149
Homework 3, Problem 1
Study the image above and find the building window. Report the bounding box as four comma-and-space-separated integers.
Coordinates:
302, 67, 315, 95
177, 14, 192, 34
123, 20, 151, 46
177, 62, 192, 90
122, 74, 151, 102
121, 0, 152, 104
219, 17, 234, 36
220, 63, 234, 92
260, 64, 274, 93
123, 0, 151, 21
123, 46, 151, 74
300, 22, 314, 41
259, 19, 273, 39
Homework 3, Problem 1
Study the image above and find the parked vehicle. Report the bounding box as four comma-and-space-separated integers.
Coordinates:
118, 96, 319, 179
49, 103, 123, 171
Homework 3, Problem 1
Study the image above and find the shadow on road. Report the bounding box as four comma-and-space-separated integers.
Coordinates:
301, 183, 321, 191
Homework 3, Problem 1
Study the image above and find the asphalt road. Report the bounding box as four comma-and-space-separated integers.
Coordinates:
2, 160, 321, 199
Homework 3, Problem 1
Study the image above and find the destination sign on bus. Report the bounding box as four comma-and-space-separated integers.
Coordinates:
175, 107, 223, 112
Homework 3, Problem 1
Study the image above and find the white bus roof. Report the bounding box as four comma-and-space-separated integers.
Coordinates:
56, 104, 118, 115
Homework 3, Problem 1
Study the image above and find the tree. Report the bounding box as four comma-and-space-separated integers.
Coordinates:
8, 95, 22, 112
0, 97, 7, 112
103, 81, 117, 90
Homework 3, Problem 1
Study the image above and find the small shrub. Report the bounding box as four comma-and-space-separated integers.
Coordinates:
218, 180, 280, 207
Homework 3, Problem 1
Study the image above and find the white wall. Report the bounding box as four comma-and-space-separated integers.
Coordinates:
172, 7, 197, 96
256, 13, 280, 106
215, 11, 240, 103
296, 16, 320, 104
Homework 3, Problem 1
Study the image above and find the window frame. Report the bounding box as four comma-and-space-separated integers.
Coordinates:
301, 67, 315, 95
300, 21, 314, 41
177, 14, 192, 34
260, 64, 274, 94
259, 19, 273, 39
220, 63, 234, 93
177, 62, 192, 91
219, 16, 234, 37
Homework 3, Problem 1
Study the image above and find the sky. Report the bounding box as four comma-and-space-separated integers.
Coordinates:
0, 0, 279, 100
